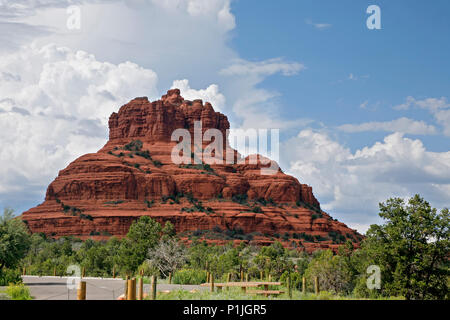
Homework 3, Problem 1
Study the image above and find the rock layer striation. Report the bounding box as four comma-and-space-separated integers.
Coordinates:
21, 89, 362, 252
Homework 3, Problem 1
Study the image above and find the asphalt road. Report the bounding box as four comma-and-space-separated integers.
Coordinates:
15, 276, 204, 300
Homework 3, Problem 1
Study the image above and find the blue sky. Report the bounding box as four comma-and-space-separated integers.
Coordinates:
0, 0, 448, 233
230, 0, 450, 151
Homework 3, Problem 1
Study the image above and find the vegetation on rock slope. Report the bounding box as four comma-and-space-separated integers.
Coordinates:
1, 195, 448, 299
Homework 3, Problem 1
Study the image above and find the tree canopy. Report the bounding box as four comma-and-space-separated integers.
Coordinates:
0, 208, 31, 271
357, 195, 449, 299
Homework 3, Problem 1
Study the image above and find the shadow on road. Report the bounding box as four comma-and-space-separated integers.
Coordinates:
26, 282, 67, 286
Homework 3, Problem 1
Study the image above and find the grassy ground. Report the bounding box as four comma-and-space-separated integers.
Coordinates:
140, 276, 171, 285
0, 284, 33, 300
151, 287, 405, 300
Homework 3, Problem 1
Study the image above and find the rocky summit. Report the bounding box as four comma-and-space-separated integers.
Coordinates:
21, 89, 362, 252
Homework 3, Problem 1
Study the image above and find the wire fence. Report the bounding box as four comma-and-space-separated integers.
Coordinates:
22, 276, 126, 300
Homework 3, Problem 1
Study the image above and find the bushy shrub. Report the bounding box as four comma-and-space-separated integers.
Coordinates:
153, 160, 163, 167
0, 268, 22, 286
225, 227, 244, 239
124, 140, 143, 152
179, 163, 215, 174
138, 260, 159, 277
232, 194, 248, 205
252, 206, 263, 213
280, 271, 301, 290
172, 269, 206, 285
135, 150, 151, 160
5, 284, 32, 300
144, 200, 154, 208
104, 200, 124, 205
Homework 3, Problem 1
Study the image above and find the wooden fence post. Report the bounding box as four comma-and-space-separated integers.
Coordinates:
124, 275, 129, 297
82, 266, 86, 278
23, 267, 26, 276
287, 275, 292, 299
53, 267, 56, 277
150, 275, 157, 300
112, 266, 116, 279
77, 281, 86, 300
245, 273, 249, 282
138, 277, 144, 300
210, 274, 215, 292
314, 276, 319, 295
226, 273, 231, 291
302, 276, 306, 294
240, 270, 244, 282
127, 278, 136, 300
206, 271, 210, 283
268, 274, 272, 282
168, 272, 172, 284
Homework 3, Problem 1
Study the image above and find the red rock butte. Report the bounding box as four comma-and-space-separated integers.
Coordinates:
21, 89, 362, 252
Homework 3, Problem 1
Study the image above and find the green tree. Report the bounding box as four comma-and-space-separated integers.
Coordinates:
304, 249, 353, 294
294, 251, 311, 278
357, 195, 449, 300
254, 241, 293, 279
161, 221, 176, 241
0, 208, 31, 272
187, 240, 213, 270
117, 216, 162, 274
76, 239, 115, 277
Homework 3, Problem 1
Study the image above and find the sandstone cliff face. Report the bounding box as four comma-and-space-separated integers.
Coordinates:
21, 89, 362, 252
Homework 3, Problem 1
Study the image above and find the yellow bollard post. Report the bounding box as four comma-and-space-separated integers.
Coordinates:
302, 276, 306, 294
124, 275, 129, 297
150, 275, 157, 300
314, 276, 319, 295
210, 274, 215, 293
138, 277, 144, 300
77, 281, 86, 300
127, 278, 136, 300
287, 275, 292, 299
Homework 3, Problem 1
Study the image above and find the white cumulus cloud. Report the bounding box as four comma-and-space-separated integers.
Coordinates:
282, 129, 450, 231
220, 58, 304, 78
151, 0, 235, 31
393, 96, 450, 136
0, 43, 160, 209
337, 117, 437, 135
171, 79, 226, 112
